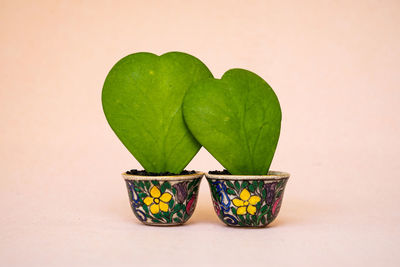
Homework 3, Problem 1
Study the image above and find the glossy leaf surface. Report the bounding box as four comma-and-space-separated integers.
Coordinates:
183, 69, 281, 175
102, 52, 213, 173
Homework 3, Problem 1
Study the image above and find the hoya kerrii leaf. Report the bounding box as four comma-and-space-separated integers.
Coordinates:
183, 68, 281, 175
102, 52, 213, 173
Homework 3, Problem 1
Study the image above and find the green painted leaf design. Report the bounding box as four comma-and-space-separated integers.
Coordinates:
183, 68, 281, 175
138, 193, 147, 198
144, 181, 150, 190
102, 52, 213, 173
191, 186, 199, 195
260, 205, 268, 214
231, 207, 237, 215
226, 181, 235, 189
251, 215, 257, 224
234, 181, 240, 191
153, 212, 162, 220
161, 182, 170, 193
226, 188, 236, 195
188, 179, 197, 190
174, 203, 184, 212
241, 181, 249, 189
151, 180, 160, 186
143, 204, 149, 214
134, 187, 142, 194
252, 180, 259, 188
248, 184, 255, 192
262, 189, 267, 199
261, 216, 266, 225
258, 181, 264, 191
164, 183, 172, 190
161, 212, 171, 223
168, 198, 175, 209
183, 213, 190, 220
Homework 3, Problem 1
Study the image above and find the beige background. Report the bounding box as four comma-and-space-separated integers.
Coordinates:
1, 0, 399, 266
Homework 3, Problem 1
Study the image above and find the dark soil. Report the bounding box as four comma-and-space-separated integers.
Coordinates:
126, 169, 196, 176
208, 169, 231, 175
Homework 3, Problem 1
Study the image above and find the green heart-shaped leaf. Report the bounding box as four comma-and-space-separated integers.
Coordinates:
102, 52, 213, 173
183, 69, 281, 175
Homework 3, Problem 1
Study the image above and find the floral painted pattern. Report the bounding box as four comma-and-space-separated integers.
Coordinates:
143, 186, 172, 214
232, 189, 261, 215
207, 178, 288, 227
125, 178, 201, 225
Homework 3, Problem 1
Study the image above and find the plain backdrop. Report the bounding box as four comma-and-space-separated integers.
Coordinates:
1, 0, 399, 266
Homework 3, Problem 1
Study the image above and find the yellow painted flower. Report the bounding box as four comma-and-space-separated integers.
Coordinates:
143, 186, 172, 214
232, 188, 261, 215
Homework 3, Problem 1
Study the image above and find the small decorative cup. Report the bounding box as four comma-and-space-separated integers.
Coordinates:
123, 171, 204, 226
206, 171, 290, 227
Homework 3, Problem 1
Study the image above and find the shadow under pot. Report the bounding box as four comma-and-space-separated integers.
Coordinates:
123, 171, 204, 226
206, 171, 290, 227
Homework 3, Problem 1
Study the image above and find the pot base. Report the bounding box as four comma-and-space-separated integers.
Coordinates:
141, 222, 184, 227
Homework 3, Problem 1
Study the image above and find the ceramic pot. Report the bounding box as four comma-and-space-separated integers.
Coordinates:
123, 171, 204, 226
206, 171, 290, 227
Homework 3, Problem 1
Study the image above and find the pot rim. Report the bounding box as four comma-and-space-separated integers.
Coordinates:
205, 170, 290, 180
122, 171, 204, 181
